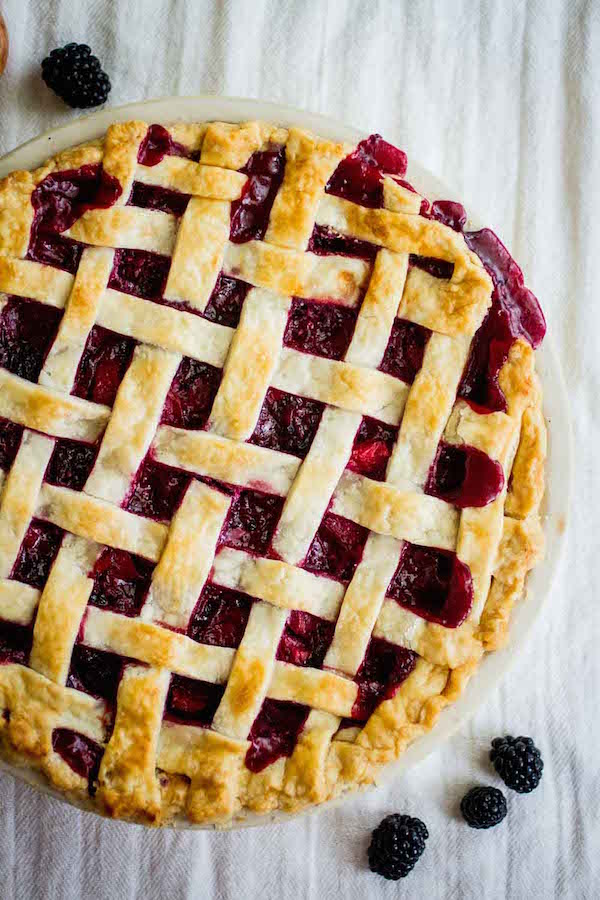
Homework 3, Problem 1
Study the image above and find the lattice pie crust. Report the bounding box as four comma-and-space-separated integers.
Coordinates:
0, 120, 545, 826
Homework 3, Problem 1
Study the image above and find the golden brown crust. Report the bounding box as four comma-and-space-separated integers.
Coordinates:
505, 397, 547, 518
101, 122, 147, 199
97, 666, 169, 823
223, 240, 370, 302
208, 289, 291, 440
0, 170, 36, 258
165, 198, 230, 310
0, 118, 546, 827
265, 127, 350, 249
316, 194, 493, 308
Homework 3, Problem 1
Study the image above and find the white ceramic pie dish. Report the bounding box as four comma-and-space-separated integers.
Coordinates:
0, 95, 572, 828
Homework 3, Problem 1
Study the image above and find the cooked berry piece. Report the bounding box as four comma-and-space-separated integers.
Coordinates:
0, 297, 62, 382
230, 147, 286, 243
490, 735, 544, 794
165, 675, 224, 726
348, 417, 398, 480
0, 621, 33, 666
188, 584, 252, 649
367, 814, 428, 880
125, 459, 189, 520
27, 231, 84, 274
220, 489, 283, 554
45, 439, 97, 491
465, 229, 546, 349
251, 388, 323, 458
461, 786, 507, 829
242, 148, 286, 177
409, 254, 454, 279
245, 699, 308, 772
109, 249, 171, 300
308, 224, 377, 261
73, 326, 135, 406
387, 543, 473, 628
161, 357, 221, 430
0, 419, 23, 471
88, 548, 153, 616
52, 728, 103, 794
426, 442, 504, 508
128, 182, 190, 217
203, 274, 249, 328
459, 229, 546, 412
67, 644, 124, 705
458, 304, 514, 412
351, 639, 417, 721
27, 165, 120, 273
380, 317, 429, 384
327, 135, 407, 208
304, 513, 368, 582
284, 299, 357, 360
137, 124, 189, 166
30, 165, 121, 236
11, 520, 63, 589
276, 611, 334, 668
41, 43, 110, 108
428, 199, 467, 232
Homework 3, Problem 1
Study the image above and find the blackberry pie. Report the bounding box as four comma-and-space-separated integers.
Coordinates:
0, 119, 546, 824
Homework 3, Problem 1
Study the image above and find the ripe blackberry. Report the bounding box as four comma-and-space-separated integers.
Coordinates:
41, 43, 110, 109
367, 813, 429, 880
490, 735, 544, 793
461, 786, 507, 829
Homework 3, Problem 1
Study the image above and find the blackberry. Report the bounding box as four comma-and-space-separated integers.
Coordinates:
490, 735, 544, 794
41, 43, 110, 109
367, 813, 429, 880
461, 786, 507, 829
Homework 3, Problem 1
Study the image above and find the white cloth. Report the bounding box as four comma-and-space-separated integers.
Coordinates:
0, 1, 598, 897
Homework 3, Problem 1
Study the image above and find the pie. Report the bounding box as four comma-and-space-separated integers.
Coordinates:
0, 119, 546, 826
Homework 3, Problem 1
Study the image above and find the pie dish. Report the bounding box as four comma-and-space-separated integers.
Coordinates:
0, 114, 547, 827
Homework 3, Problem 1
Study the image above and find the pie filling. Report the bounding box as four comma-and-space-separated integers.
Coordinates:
0, 419, 24, 470
350, 638, 418, 723
0, 620, 33, 666
88, 548, 154, 617
308, 224, 377, 261
230, 147, 286, 243
160, 357, 222, 430
284, 298, 358, 361
27, 164, 122, 273
45, 439, 98, 491
379, 317, 430, 382
326, 134, 407, 208
0, 296, 62, 382
109, 248, 171, 300
11, 520, 64, 589
245, 699, 309, 772
137, 124, 191, 167
189, 584, 253, 649
387, 543, 473, 628
51, 728, 104, 791
67, 644, 125, 706
250, 387, 324, 458
72, 325, 136, 406
0, 123, 545, 794
347, 417, 399, 481
276, 610, 335, 669
426, 442, 505, 508
165, 676, 225, 727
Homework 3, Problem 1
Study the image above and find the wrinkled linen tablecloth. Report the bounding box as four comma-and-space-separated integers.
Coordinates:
0, 1, 597, 898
